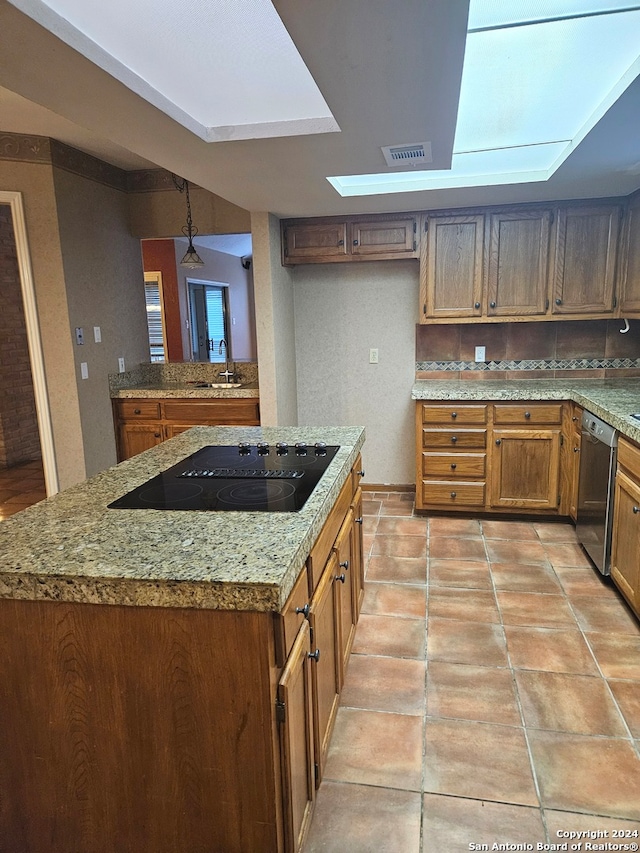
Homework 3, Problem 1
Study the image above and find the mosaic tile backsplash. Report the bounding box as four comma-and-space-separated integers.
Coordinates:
415, 319, 640, 380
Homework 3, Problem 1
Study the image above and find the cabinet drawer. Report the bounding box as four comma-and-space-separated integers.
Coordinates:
274, 566, 310, 668
162, 399, 260, 425
116, 400, 161, 420
618, 437, 640, 482
493, 404, 562, 425
421, 404, 487, 425
422, 428, 487, 449
422, 452, 486, 478
307, 475, 353, 594
421, 481, 486, 506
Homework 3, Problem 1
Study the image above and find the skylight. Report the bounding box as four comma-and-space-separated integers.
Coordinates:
328, 1, 640, 196
7, 0, 339, 142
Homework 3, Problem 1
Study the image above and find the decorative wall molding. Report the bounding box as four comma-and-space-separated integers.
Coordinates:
0, 131, 182, 194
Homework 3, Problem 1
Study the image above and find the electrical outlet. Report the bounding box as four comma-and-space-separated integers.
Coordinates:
75, 327, 84, 345
369, 348, 379, 364
118, 357, 125, 373
93, 326, 102, 343
80, 362, 89, 380
475, 346, 486, 362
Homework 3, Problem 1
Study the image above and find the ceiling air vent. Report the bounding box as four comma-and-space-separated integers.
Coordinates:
381, 142, 433, 168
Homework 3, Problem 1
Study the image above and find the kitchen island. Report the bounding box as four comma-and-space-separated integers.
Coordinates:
0, 425, 365, 853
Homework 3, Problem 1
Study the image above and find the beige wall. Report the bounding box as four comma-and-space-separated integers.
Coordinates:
293, 260, 420, 486
251, 212, 298, 425
129, 185, 251, 239
53, 168, 150, 478
0, 160, 86, 489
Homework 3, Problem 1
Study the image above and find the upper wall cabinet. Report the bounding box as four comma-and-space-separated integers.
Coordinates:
617, 196, 640, 315
281, 216, 418, 265
552, 205, 622, 315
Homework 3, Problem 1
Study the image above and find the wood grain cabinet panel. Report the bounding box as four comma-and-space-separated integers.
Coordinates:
552, 205, 621, 315
350, 218, 416, 256
490, 428, 561, 510
618, 199, 640, 315
421, 214, 484, 319
611, 438, 640, 617
486, 209, 552, 317
282, 216, 417, 264
333, 509, 356, 686
282, 221, 348, 262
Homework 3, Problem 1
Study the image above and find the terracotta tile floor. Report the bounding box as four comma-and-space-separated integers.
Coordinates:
0, 459, 46, 520
303, 492, 640, 852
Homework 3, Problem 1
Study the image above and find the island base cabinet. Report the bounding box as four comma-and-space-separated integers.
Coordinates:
0, 599, 284, 853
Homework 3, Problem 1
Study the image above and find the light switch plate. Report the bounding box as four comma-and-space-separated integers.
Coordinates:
118, 357, 125, 373
475, 346, 486, 362
80, 362, 89, 380
93, 326, 102, 343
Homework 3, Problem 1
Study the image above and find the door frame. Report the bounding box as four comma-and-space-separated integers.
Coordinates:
0, 191, 59, 495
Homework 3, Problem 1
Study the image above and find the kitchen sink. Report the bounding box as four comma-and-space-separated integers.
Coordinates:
206, 383, 242, 389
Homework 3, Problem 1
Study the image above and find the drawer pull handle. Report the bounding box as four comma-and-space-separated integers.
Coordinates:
308, 649, 320, 662
574, 447, 580, 453
451, 436, 458, 443
572, 416, 579, 422
474, 301, 481, 309
154, 433, 161, 438
355, 516, 363, 524
335, 573, 346, 584
495, 438, 502, 446
451, 412, 457, 419
634, 506, 639, 514
340, 560, 349, 570
357, 469, 365, 477
295, 604, 310, 618
450, 491, 457, 499
451, 463, 457, 470
524, 411, 531, 419
134, 408, 141, 414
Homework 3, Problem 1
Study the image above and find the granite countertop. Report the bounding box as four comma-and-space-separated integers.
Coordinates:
111, 382, 260, 399
412, 378, 640, 445
0, 426, 365, 613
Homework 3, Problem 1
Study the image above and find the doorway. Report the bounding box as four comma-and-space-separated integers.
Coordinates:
0, 191, 58, 496
187, 279, 231, 362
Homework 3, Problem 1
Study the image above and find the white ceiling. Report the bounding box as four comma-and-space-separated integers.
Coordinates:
1, 0, 640, 218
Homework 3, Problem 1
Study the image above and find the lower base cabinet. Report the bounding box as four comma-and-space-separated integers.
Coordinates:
0, 460, 363, 853
611, 438, 640, 618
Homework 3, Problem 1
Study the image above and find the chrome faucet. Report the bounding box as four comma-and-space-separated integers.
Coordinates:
218, 339, 235, 383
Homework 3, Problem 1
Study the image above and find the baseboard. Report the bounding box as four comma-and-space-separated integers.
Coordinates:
362, 483, 414, 493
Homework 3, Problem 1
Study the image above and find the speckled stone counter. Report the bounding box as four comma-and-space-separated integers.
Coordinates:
412, 378, 640, 445
109, 361, 260, 399
0, 426, 365, 612
110, 382, 260, 400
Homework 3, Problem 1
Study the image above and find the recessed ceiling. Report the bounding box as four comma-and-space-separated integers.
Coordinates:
7, 0, 339, 142
329, 1, 640, 196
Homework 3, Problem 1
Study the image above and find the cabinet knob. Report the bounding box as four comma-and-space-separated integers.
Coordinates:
490, 301, 496, 308
355, 516, 363, 524
308, 649, 320, 662
451, 463, 457, 470
338, 239, 344, 246
450, 491, 457, 499
335, 573, 346, 584
353, 239, 359, 246
340, 560, 349, 570
295, 603, 310, 618
134, 408, 141, 414
524, 411, 531, 419
451, 412, 457, 419
574, 447, 580, 453
572, 416, 579, 422
451, 436, 458, 443
555, 298, 562, 305
474, 302, 481, 309
154, 433, 161, 438
357, 469, 365, 477
634, 506, 639, 514
495, 438, 502, 446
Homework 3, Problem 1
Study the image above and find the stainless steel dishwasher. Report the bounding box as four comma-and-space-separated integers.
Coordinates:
576, 410, 618, 575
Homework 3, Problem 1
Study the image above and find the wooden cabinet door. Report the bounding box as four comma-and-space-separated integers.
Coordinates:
118, 423, 163, 460
351, 488, 364, 618
490, 429, 561, 510
308, 554, 341, 784
552, 205, 621, 314
333, 509, 356, 686
486, 210, 551, 316
421, 214, 484, 319
569, 406, 583, 521
611, 469, 640, 616
277, 620, 315, 853
283, 221, 348, 262
350, 218, 417, 257
619, 201, 640, 315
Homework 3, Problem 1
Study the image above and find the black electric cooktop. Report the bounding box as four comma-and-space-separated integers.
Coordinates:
108, 443, 339, 512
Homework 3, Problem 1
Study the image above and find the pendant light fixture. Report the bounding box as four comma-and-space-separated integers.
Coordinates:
172, 174, 205, 269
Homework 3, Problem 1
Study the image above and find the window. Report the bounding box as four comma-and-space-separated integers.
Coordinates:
187, 280, 230, 362
143, 271, 167, 362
